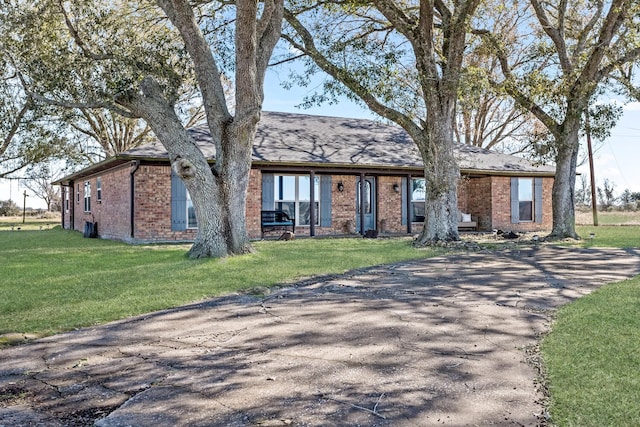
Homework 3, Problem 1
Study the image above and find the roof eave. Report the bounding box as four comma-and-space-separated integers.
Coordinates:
460, 168, 556, 177
52, 156, 131, 185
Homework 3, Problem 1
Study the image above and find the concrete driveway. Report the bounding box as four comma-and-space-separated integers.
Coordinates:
1, 245, 640, 426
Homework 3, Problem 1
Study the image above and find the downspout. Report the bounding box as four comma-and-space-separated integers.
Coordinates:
130, 160, 140, 239
60, 186, 66, 229
70, 182, 75, 231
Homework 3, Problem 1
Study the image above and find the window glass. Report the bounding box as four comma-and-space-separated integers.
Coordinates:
186, 191, 197, 228
356, 180, 372, 214
96, 177, 102, 201
84, 182, 91, 212
274, 175, 320, 226
412, 178, 426, 222
412, 179, 426, 201
298, 175, 320, 201
518, 178, 533, 221
276, 175, 296, 201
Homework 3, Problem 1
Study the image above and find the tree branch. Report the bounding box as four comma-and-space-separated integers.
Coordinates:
156, 0, 231, 141
530, 0, 572, 72
58, 0, 115, 61
283, 8, 424, 140
571, 0, 626, 94
479, 30, 560, 136
0, 102, 30, 157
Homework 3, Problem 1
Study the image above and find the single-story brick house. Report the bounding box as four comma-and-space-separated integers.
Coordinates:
54, 111, 555, 242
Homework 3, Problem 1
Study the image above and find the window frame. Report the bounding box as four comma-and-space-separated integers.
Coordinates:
185, 190, 198, 229
274, 174, 320, 226
410, 178, 426, 222
517, 178, 534, 222
83, 181, 91, 212
96, 177, 102, 202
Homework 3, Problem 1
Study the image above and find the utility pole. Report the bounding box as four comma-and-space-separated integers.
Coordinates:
22, 190, 28, 224
585, 113, 598, 226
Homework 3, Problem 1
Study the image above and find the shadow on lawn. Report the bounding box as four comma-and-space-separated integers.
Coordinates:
1, 246, 639, 426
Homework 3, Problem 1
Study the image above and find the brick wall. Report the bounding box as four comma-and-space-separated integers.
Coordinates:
460, 177, 493, 231
330, 175, 358, 235
69, 164, 132, 240
491, 176, 553, 232
377, 176, 405, 233
61, 164, 554, 242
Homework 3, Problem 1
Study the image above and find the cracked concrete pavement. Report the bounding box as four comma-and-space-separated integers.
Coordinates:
1, 245, 640, 426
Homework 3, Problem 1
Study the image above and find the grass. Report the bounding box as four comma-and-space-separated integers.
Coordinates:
0, 215, 59, 231
0, 227, 439, 341
574, 225, 640, 248
3, 213, 640, 424
544, 219, 640, 425
576, 209, 640, 226
542, 276, 640, 426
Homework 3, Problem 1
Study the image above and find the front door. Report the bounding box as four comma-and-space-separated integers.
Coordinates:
356, 177, 376, 234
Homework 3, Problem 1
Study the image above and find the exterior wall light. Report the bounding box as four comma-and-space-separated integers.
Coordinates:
393, 183, 400, 193
337, 181, 344, 192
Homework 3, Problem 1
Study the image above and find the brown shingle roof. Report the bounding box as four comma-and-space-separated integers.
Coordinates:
58, 111, 554, 183
124, 111, 555, 175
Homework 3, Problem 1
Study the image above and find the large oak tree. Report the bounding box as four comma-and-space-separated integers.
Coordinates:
283, 0, 482, 244
486, 0, 640, 238
6, 0, 283, 258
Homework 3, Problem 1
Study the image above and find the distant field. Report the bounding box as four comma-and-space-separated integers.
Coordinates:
575, 209, 640, 225
0, 215, 60, 231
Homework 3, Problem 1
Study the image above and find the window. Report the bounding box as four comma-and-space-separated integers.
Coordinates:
274, 175, 320, 226
84, 181, 91, 212
76, 184, 80, 203
411, 178, 426, 222
96, 177, 102, 201
356, 180, 372, 215
518, 178, 533, 222
186, 191, 197, 229
65, 188, 69, 212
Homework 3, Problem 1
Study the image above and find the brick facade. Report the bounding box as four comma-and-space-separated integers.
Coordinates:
63, 163, 133, 241
457, 175, 553, 232
62, 163, 554, 242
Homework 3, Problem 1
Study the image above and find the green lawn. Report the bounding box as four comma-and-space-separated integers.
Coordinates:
542, 276, 640, 426
3, 220, 640, 424
0, 227, 439, 341
574, 225, 640, 248
544, 225, 640, 426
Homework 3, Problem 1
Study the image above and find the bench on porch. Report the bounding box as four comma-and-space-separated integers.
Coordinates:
458, 212, 477, 231
261, 210, 295, 238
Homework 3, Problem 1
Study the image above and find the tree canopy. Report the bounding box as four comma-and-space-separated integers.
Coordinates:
283, 0, 483, 243
5, 0, 284, 258
485, 0, 640, 238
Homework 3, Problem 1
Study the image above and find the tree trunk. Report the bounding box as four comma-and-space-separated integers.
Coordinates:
414, 115, 460, 245
118, 77, 255, 258
549, 118, 581, 240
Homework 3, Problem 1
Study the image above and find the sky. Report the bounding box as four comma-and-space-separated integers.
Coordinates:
263, 70, 640, 196
2, 69, 638, 210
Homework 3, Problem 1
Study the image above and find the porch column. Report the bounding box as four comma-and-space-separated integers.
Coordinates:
406, 174, 412, 234
309, 171, 316, 237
